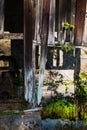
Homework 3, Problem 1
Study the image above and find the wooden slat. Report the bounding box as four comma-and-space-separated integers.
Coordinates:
38, 0, 50, 105
66, 0, 71, 42
24, 0, 35, 106
74, 0, 86, 46
48, 0, 55, 45
3, 33, 23, 39
70, 0, 76, 44
57, 0, 67, 44
0, 0, 4, 38
83, 1, 87, 46
71, 0, 76, 24
34, 0, 43, 42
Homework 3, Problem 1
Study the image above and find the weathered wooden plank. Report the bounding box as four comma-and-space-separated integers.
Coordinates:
70, 0, 76, 44
83, 1, 87, 46
24, 0, 35, 106
57, 0, 67, 44
38, 0, 50, 105
48, 0, 55, 45
0, 0, 4, 38
3, 33, 23, 39
74, 0, 86, 46
34, 0, 43, 42
66, 0, 71, 42
71, 0, 76, 25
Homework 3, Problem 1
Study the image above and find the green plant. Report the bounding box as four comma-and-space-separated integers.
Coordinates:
75, 72, 87, 120
84, 50, 87, 55
75, 73, 87, 101
41, 99, 76, 120
47, 82, 59, 89
63, 22, 75, 30
61, 44, 75, 53
63, 81, 72, 94
80, 72, 87, 80
50, 49, 58, 57
65, 86, 69, 94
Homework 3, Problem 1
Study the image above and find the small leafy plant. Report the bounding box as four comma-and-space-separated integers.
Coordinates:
63, 22, 75, 31
63, 81, 71, 94
61, 44, 75, 53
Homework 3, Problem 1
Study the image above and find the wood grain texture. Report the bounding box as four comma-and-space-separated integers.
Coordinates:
74, 0, 86, 46
38, 0, 50, 104
24, 0, 35, 105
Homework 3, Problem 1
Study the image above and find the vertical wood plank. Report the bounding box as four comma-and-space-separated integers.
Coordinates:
66, 0, 71, 42
48, 0, 55, 45
83, 1, 87, 46
0, 0, 4, 38
57, 0, 67, 44
34, 0, 43, 42
24, 0, 35, 106
74, 0, 86, 46
38, 0, 50, 105
71, 0, 76, 24
70, 0, 76, 44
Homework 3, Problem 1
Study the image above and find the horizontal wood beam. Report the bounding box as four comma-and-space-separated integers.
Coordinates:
0, 33, 86, 47
1, 33, 23, 39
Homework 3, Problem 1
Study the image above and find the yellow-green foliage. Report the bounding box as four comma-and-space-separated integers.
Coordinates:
64, 22, 75, 30
61, 44, 75, 53
41, 100, 76, 120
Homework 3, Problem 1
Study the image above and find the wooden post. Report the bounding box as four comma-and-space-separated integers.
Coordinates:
83, 1, 87, 46
34, 0, 43, 42
74, 0, 86, 46
38, 0, 50, 104
24, 0, 35, 106
70, 0, 76, 44
66, 0, 71, 42
57, 0, 67, 44
0, 0, 4, 38
48, 0, 55, 45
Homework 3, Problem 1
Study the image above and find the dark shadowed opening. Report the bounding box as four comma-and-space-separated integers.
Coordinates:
4, 0, 24, 33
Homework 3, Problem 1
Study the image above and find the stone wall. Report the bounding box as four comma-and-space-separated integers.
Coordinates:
0, 110, 41, 130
